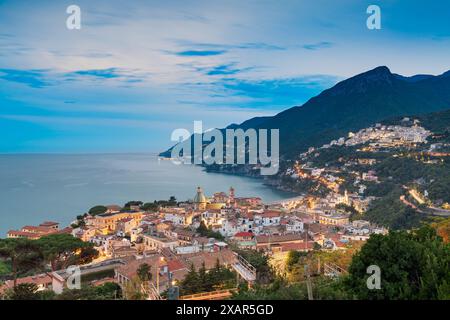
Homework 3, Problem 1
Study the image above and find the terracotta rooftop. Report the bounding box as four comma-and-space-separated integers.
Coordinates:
167, 259, 186, 272
260, 210, 282, 218
21, 225, 56, 234
181, 249, 237, 270
1, 273, 52, 292
39, 221, 59, 227
116, 256, 165, 280
7, 230, 43, 239
234, 231, 254, 238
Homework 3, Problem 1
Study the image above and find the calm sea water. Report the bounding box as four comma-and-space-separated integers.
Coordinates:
0, 154, 292, 236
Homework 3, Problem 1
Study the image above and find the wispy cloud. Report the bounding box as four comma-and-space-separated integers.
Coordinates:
0, 67, 151, 88
0, 69, 51, 88
67, 68, 122, 79
173, 40, 285, 51
1, 0, 449, 153
63, 68, 152, 84
49, 50, 114, 59
174, 50, 227, 56
301, 41, 334, 50
205, 63, 255, 76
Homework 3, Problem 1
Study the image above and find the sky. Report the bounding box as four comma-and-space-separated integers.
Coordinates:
0, 0, 449, 153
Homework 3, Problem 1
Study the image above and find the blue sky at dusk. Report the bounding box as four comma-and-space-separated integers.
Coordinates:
0, 0, 449, 153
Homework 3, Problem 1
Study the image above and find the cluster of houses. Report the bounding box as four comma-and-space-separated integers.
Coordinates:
7, 221, 72, 240
345, 121, 431, 150
298, 119, 430, 161
2, 186, 387, 297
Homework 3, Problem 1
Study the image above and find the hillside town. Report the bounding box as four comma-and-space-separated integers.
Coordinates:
2, 116, 450, 300
285, 118, 450, 214
2, 182, 389, 299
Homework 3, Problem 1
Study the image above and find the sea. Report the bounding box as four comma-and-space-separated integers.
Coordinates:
0, 153, 293, 236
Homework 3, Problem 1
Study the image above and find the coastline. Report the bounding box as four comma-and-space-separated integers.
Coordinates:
0, 153, 295, 237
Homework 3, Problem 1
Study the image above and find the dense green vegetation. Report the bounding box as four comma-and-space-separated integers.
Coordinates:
0, 260, 12, 276
36, 234, 98, 271
233, 225, 449, 300
235, 249, 275, 284
232, 277, 350, 300
361, 154, 450, 229
432, 218, 450, 243
345, 225, 450, 299
88, 205, 107, 216
122, 201, 143, 211
0, 234, 98, 287
306, 146, 362, 168
363, 188, 427, 229
179, 261, 236, 295
0, 238, 43, 286
196, 221, 224, 240
1, 283, 52, 300
141, 197, 177, 211
81, 269, 115, 284
71, 213, 88, 228
55, 282, 122, 300
280, 174, 329, 196
375, 157, 448, 191
136, 263, 152, 283
285, 250, 306, 273
118, 197, 178, 212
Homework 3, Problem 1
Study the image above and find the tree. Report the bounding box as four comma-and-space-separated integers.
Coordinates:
207, 259, 222, 286
196, 221, 224, 240
180, 264, 200, 295
197, 221, 208, 234
178, 260, 236, 295
137, 263, 152, 283
344, 225, 450, 300
0, 238, 43, 287
123, 201, 143, 211
123, 276, 145, 300
142, 202, 158, 212
36, 234, 98, 271
56, 282, 121, 300
77, 246, 100, 265
94, 282, 122, 300
198, 262, 209, 292
432, 217, 450, 243
168, 196, 177, 205
6, 283, 39, 300
285, 250, 304, 272
236, 249, 274, 284
88, 205, 107, 216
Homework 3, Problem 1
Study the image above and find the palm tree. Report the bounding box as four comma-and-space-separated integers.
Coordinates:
0, 238, 43, 288
137, 263, 152, 283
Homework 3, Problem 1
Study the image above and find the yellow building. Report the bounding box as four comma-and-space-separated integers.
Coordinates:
90, 212, 143, 232
318, 214, 349, 226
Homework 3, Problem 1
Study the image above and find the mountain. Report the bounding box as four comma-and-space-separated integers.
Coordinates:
161, 66, 450, 160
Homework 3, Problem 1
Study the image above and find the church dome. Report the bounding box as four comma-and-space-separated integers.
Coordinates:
194, 187, 207, 203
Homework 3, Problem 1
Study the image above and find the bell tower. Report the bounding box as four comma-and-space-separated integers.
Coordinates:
228, 186, 235, 205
